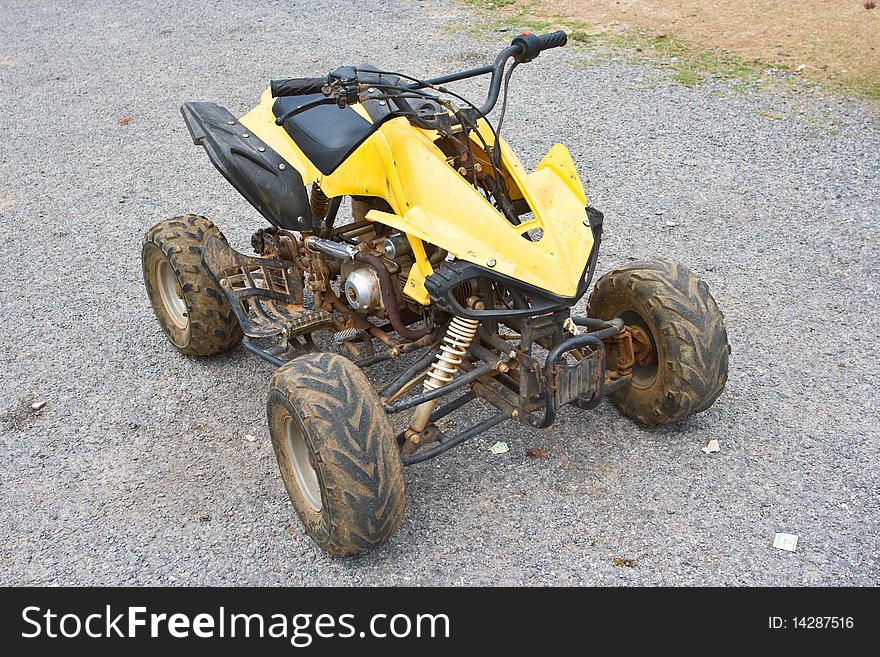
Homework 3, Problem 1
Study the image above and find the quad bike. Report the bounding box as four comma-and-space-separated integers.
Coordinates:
142, 31, 729, 555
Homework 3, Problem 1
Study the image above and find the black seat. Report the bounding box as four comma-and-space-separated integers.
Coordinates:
273, 94, 382, 176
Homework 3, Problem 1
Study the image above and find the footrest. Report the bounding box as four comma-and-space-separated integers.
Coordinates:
555, 349, 602, 406
284, 309, 335, 337
201, 236, 330, 338
333, 327, 365, 344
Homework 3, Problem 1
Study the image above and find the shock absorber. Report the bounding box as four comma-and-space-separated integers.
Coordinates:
309, 183, 329, 220
424, 316, 480, 390
407, 315, 480, 435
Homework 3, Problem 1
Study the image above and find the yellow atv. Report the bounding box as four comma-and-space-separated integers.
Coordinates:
142, 31, 729, 555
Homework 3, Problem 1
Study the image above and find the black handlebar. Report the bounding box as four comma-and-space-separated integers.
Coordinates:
270, 30, 569, 115
418, 30, 568, 115
511, 30, 569, 63
270, 76, 328, 97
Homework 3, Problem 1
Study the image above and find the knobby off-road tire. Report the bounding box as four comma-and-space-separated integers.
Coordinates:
587, 259, 729, 425
267, 352, 406, 556
142, 214, 242, 356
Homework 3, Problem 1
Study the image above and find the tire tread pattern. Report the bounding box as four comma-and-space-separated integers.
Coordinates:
267, 353, 405, 556
142, 214, 242, 356
587, 259, 729, 425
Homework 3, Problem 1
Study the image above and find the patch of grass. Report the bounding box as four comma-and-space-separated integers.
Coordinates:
801, 115, 841, 136
599, 31, 770, 87
846, 75, 880, 102
669, 65, 703, 86
461, 0, 516, 7
457, 0, 880, 102
664, 49, 767, 87
603, 30, 646, 51
569, 31, 606, 46
453, 0, 811, 96
649, 34, 689, 58
451, 1, 557, 37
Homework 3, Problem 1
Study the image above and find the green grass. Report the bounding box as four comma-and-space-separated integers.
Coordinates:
665, 49, 767, 87
453, 1, 560, 36
649, 34, 689, 58
596, 32, 769, 88
670, 66, 704, 86
455, 0, 880, 102
452, 1, 805, 95
460, 0, 516, 9
847, 76, 880, 102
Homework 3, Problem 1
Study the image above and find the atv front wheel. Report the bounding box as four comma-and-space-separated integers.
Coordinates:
142, 214, 242, 356
587, 259, 729, 425
267, 352, 406, 555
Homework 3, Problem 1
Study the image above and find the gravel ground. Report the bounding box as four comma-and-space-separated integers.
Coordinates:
1, 0, 877, 586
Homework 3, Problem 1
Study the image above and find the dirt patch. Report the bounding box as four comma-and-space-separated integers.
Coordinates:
1, 397, 44, 432
0, 54, 15, 67
479, 0, 880, 99
0, 196, 17, 210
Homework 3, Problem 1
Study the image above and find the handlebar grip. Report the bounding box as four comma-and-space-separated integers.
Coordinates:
538, 30, 569, 51
510, 30, 568, 63
270, 76, 327, 97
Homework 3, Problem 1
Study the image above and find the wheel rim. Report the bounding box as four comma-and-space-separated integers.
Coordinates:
617, 309, 658, 388
156, 259, 188, 330
284, 415, 322, 512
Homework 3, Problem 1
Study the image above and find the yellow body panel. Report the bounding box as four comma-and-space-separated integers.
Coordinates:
538, 143, 587, 207
402, 234, 433, 305
239, 89, 593, 304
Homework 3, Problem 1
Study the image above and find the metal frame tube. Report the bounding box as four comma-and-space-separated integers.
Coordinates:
428, 390, 476, 423
401, 412, 508, 466
526, 322, 624, 429
384, 360, 497, 413
242, 337, 285, 367
380, 340, 442, 397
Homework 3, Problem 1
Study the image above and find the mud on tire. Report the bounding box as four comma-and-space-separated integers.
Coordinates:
587, 259, 729, 425
267, 352, 406, 556
142, 214, 242, 356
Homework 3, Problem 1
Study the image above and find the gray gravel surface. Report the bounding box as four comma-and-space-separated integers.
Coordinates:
1, 0, 878, 586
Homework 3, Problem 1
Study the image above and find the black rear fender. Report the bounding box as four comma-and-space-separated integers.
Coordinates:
180, 102, 313, 231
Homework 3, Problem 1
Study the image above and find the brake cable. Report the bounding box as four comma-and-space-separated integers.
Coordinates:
273, 95, 337, 125
368, 93, 443, 103
492, 60, 518, 176
448, 105, 482, 189
366, 83, 442, 103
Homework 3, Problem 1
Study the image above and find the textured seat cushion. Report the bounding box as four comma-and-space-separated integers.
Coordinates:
272, 94, 379, 175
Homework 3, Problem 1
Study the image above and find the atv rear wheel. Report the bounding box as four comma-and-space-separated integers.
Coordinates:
267, 352, 406, 555
142, 214, 242, 356
587, 259, 729, 425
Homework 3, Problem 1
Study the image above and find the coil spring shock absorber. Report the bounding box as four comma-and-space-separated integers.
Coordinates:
407, 315, 480, 435
309, 183, 329, 220
425, 316, 480, 390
